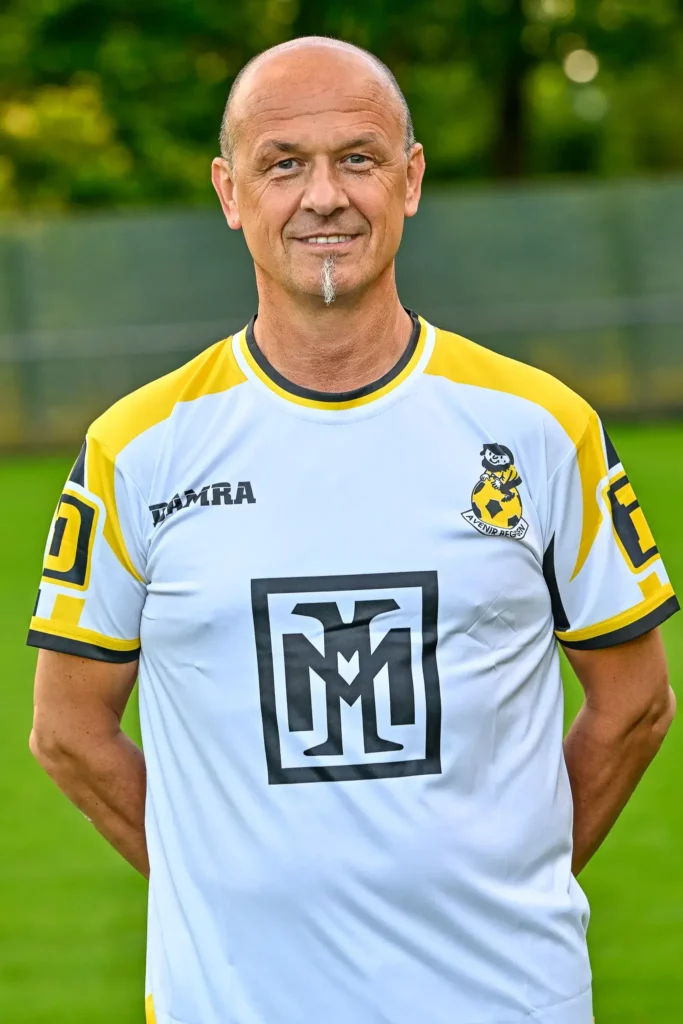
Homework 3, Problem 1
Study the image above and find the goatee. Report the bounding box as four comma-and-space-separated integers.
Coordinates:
321, 255, 337, 306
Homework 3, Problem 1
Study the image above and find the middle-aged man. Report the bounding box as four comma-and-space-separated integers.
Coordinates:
29, 37, 677, 1024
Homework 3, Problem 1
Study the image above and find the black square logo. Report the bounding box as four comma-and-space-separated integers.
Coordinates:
251, 571, 441, 784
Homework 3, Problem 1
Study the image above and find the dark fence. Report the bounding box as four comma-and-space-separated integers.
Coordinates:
1, 177, 682, 449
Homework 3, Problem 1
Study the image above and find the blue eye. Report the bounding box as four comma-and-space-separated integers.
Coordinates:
275, 159, 296, 170
345, 154, 368, 165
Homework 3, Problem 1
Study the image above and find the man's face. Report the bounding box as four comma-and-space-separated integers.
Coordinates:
212, 50, 424, 304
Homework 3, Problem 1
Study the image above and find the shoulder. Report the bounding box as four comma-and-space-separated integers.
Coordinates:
88, 336, 246, 459
424, 325, 594, 448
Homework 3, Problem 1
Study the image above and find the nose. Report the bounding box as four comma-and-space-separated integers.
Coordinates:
300, 158, 349, 217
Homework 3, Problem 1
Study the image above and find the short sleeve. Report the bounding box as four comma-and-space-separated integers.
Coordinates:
27, 434, 147, 663
543, 414, 678, 650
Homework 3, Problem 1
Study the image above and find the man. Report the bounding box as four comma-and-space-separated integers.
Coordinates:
29, 37, 677, 1024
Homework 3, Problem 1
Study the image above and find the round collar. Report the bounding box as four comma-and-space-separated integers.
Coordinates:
233, 311, 434, 418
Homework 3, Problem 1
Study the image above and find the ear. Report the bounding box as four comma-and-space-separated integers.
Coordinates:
404, 143, 425, 219
212, 158, 241, 230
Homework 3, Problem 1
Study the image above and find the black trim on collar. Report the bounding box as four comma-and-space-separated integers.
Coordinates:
245, 310, 421, 403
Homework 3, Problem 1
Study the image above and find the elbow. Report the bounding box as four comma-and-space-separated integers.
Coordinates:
29, 724, 55, 770
29, 722, 74, 777
651, 684, 676, 745
635, 672, 677, 755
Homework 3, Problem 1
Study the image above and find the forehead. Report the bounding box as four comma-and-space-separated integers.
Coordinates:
233, 51, 404, 153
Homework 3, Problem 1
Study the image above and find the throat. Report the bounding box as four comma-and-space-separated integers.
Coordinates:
246, 306, 420, 400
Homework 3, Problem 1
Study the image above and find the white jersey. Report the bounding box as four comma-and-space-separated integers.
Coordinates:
29, 313, 677, 1024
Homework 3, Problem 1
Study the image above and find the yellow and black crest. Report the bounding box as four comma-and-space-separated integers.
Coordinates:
462, 444, 528, 539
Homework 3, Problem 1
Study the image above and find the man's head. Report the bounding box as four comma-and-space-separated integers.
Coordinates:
211, 37, 425, 307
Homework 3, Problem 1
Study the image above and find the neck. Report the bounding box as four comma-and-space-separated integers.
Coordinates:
251, 266, 414, 393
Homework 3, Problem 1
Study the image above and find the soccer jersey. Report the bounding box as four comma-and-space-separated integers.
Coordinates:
29, 313, 677, 1024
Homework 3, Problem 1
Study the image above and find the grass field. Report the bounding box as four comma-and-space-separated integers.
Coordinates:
1, 424, 682, 1023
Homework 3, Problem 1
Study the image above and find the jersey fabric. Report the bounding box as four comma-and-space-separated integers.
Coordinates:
28, 312, 678, 1024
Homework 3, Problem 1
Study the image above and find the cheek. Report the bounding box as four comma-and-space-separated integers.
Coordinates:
365, 197, 406, 253
353, 179, 406, 243
239, 185, 293, 252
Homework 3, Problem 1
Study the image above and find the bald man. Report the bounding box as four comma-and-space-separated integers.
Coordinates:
29, 37, 677, 1024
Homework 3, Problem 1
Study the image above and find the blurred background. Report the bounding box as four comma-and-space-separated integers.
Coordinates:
1, 1, 682, 1021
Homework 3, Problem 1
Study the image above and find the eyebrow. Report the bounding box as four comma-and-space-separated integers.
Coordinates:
259, 133, 385, 156
266, 140, 301, 154
337, 134, 385, 150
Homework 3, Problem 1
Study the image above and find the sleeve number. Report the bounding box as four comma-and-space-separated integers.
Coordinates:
606, 474, 658, 571
42, 491, 98, 590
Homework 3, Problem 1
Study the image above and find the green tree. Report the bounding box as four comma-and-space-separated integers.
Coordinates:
0, 0, 681, 210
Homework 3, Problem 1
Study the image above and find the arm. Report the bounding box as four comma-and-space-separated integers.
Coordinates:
563, 627, 675, 876
30, 649, 149, 878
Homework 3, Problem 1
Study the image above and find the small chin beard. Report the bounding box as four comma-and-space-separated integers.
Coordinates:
321, 255, 337, 306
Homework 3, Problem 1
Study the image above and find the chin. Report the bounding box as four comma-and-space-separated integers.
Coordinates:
293, 276, 357, 300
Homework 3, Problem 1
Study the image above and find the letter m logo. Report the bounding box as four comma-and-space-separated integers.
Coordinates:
252, 572, 441, 784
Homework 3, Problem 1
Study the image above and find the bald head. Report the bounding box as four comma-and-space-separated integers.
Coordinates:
220, 37, 415, 168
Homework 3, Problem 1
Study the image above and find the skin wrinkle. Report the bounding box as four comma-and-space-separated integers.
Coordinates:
245, 117, 379, 142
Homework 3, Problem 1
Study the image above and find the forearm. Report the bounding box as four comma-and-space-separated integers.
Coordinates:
564, 686, 675, 875
30, 724, 149, 877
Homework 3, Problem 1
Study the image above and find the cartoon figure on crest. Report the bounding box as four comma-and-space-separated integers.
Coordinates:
462, 443, 529, 539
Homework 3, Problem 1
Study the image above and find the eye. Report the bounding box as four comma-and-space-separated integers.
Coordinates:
274, 158, 297, 171
343, 153, 371, 167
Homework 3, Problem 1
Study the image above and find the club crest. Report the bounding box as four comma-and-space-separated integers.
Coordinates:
462, 443, 529, 539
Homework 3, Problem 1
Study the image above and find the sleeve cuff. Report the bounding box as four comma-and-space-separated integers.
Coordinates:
559, 594, 680, 651
27, 629, 140, 663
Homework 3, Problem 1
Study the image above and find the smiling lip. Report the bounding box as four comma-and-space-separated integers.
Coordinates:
294, 234, 359, 247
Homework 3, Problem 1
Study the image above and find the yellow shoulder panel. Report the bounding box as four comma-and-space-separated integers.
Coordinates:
87, 338, 246, 581
89, 336, 246, 455
145, 994, 157, 1024
426, 328, 607, 579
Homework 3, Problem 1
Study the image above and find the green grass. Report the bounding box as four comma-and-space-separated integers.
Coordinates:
568, 425, 683, 1022
0, 457, 147, 1024
0, 426, 681, 1023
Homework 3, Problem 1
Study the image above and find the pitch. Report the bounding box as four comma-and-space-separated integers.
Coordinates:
1, 423, 681, 1023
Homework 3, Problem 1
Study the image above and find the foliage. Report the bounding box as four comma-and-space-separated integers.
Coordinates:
0, 0, 682, 209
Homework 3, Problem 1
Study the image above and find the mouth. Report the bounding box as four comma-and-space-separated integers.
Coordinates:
293, 234, 360, 250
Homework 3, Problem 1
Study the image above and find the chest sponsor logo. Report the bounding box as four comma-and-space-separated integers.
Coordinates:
251, 571, 441, 784
462, 443, 528, 539
148, 481, 255, 526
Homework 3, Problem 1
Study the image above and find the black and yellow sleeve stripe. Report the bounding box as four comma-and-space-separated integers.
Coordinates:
556, 592, 679, 650
543, 534, 679, 650
27, 616, 140, 663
